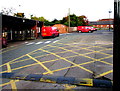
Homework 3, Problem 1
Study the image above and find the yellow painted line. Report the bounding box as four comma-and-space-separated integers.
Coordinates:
99, 55, 113, 60
29, 50, 43, 55
95, 51, 112, 56
10, 58, 31, 64
8, 55, 26, 64
0, 63, 7, 68
41, 54, 80, 64
10, 53, 53, 64
47, 45, 96, 60
64, 45, 112, 56
12, 63, 38, 71
56, 42, 112, 47
84, 50, 112, 56
48, 45, 113, 66
43, 66, 72, 75
63, 84, 76, 89
0, 82, 10, 87
98, 48, 112, 52
95, 70, 113, 78
0, 70, 8, 74
44, 60, 95, 75
6, 63, 17, 91
7, 63, 12, 72
40, 49, 93, 74
56, 42, 112, 52
26, 54, 53, 74
55, 42, 92, 46
1, 61, 95, 87
10, 51, 76, 65
0, 80, 19, 87
0, 46, 21, 54
27, 45, 49, 55
99, 60, 113, 66
7, 55, 80, 72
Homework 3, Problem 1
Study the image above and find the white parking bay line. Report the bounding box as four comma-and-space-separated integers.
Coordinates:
26, 42, 35, 45
53, 40, 59, 43
25, 42, 28, 43
44, 41, 51, 44
35, 42, 43, 45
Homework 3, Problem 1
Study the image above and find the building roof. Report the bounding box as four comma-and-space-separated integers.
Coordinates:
89, 21, 113, 25
2, 14, 43, 30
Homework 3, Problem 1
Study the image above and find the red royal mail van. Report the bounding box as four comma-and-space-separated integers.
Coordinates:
41, 26, 59, 38
77, 26, 93, 33
87, 26, 97, 31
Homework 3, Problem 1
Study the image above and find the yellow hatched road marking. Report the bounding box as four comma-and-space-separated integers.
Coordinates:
26, 54, 53, 74
11, 63, 38, 71
0, 55, 26, 67
6, 63, 17, 91
0, 80, 19, 87
47, 45, 112, 66
1, 42, 113, 88
52, 43, 112, 56
95, 70, 113, 78
8, 55, 26, 64
47, 45, 96, 60
1, 60, 94, 87
43, 60, 95, 75
55, 42, 112, 54
40, 49, 93, 74
0, 82, 10, 87
0, 55, 79, 74
0, 47, 20, 54
9, 51, 68, 64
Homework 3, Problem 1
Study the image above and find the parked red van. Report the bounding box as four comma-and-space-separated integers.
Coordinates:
41, 26, 59, 38
77, 26, 93, 33
87, 26, 97, 31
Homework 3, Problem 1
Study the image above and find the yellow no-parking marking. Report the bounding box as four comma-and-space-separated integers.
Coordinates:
6, 63, 17, 91
26, 54, 53, 75
95, 70, 113, 78
47, 45, 113, 66
1, 41, 113, 89
39, 49, 93, 74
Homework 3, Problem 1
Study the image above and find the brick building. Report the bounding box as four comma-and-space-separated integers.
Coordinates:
89, 19, 114, 29
53, 24, 68, 33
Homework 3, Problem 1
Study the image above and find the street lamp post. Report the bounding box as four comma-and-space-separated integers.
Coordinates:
108, 10, 112, 31
68, 8, 70, 32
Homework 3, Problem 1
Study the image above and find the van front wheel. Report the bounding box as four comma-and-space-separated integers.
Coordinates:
78, 31, 82, 33
88, 31, 92, 33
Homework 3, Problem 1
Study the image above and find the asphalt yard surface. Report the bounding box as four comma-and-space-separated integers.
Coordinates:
0, 30, 113, 90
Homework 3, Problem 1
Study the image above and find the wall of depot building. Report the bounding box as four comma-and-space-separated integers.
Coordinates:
2, 14, 43, 41
93, 25, 114, 29
52, 24, 78, 33
53, 24, 68, 33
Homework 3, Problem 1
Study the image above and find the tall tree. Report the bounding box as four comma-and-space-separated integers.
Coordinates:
60, 14, 88, 27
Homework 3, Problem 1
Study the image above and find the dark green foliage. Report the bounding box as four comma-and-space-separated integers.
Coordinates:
31, 14, 88, 26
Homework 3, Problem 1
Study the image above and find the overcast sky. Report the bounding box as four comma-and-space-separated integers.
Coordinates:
0, 0, 114, 21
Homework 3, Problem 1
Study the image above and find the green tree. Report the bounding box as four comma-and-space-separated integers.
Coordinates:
31, 16, 39, 20
59, 14, 88, 27
30, 14, 88, 27
52, 19, 61, 24
38, 17, 48, 22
